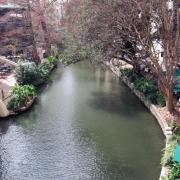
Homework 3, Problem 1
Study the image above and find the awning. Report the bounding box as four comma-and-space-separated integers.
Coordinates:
173, 144, 180, 163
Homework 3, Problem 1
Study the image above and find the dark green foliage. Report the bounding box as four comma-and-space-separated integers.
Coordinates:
7, 85, 36, 111
161, 123, 180, 180
10, 56, 58, 111
15, 62, 43, 86
38, 58, 54, 78
47, 56, 59, 65
59, 49, 86, 65
156, 92, 166, 107
121, 68, 133, 78
134, 78, 157, 95
168, 160, 180, 180
147, 91, 166, 107
122, 72, 166, 107
172, 122, 180, 136
120, 68, 139, 82
59, 41, 104, 66
15, 56, 58, 86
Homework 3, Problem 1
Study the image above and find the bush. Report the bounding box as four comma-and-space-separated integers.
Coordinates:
121, 68, 133, 78
38, 59, 53, 77
59, 53, 82, 65
15, 56, 58, 86
59, 42, 103, 65
133, 77, 166, 107
156, 91, 166, 107
47, 56, 58, 65
38, 56, 58, 78
134, 78, 157, 94
161, 136, 177, 166
171, 122, 180, 136
147, 91, 166, 107
168, 160, 180, 180
161, 124, 180, 180
15, 62, 44, 86
7, 85, 36, 111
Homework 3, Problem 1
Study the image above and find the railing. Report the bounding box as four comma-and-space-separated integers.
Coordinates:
0, 56, 17, 67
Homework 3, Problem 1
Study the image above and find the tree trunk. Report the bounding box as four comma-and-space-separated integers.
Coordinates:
166, 87, 174, 114
41, 20, 51, 55
26, 0, 40, 63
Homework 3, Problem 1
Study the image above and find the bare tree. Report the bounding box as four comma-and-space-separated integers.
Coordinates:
63, 0, 180, 113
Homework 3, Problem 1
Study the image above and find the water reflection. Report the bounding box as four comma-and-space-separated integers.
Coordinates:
0, 120, 9, 134
0, 61, 164, 180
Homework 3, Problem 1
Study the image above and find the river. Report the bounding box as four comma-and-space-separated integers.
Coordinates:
0, 61, 164, 180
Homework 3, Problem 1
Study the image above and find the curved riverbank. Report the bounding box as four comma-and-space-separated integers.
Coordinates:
104, 60, 170, 180
0, 58, 59, 118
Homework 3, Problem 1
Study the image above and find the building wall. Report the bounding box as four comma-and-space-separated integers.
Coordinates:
0, 0, 36, 59
0, 0, 64, 59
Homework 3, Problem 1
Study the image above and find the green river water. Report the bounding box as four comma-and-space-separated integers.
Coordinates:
0, 61, 164, 180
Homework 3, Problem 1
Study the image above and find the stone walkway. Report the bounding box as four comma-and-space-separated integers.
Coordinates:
0, 74, 16, 102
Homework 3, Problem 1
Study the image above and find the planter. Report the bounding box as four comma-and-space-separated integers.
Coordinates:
9, 96, 37, 115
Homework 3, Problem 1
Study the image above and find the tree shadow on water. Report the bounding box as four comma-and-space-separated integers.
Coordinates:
87, 91, 146, 119
0, 119, 10, 134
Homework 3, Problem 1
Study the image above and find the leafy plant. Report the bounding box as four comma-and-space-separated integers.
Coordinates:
156, 91, 166, 107
7, 85, 36, 111
161, 136, 177, 166
47, 55, 58, 65
168, 161, 180, 180
121, 68, 133, 78
134, 78, 157, 94
15, 62, 44, 86
38, 57, 57, 78
161, 128, 180, 180
171, 122, 180, 136
147, 91, 166, 107
15, 57, 58, 86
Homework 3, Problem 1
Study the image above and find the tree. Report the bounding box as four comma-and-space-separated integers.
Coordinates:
63, 0, 180, 113
131, 0, 180, 113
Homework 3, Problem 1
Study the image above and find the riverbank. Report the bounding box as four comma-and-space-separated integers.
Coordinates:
104, 59, 173, 180
0, 56, 59, 118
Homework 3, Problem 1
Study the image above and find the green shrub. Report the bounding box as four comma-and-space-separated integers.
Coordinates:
146, 92, 158, 104
168, 161, 180, 180
156, 91, 166, 107
38, 56, 58, 77
38, 59, 53, 77
121, 68, 133, 78
134, 78, 157, 94
7, 85, 36, 111
171, 122, 180, 136
15, 57, 58, 86
147, 91, 166, 106
15, 62, 44, 86
161, 131, 180, 180
133, 77, 166, 107
47, 55, 58, 65
59, 53, 82, 65
161, 136, 177, 166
